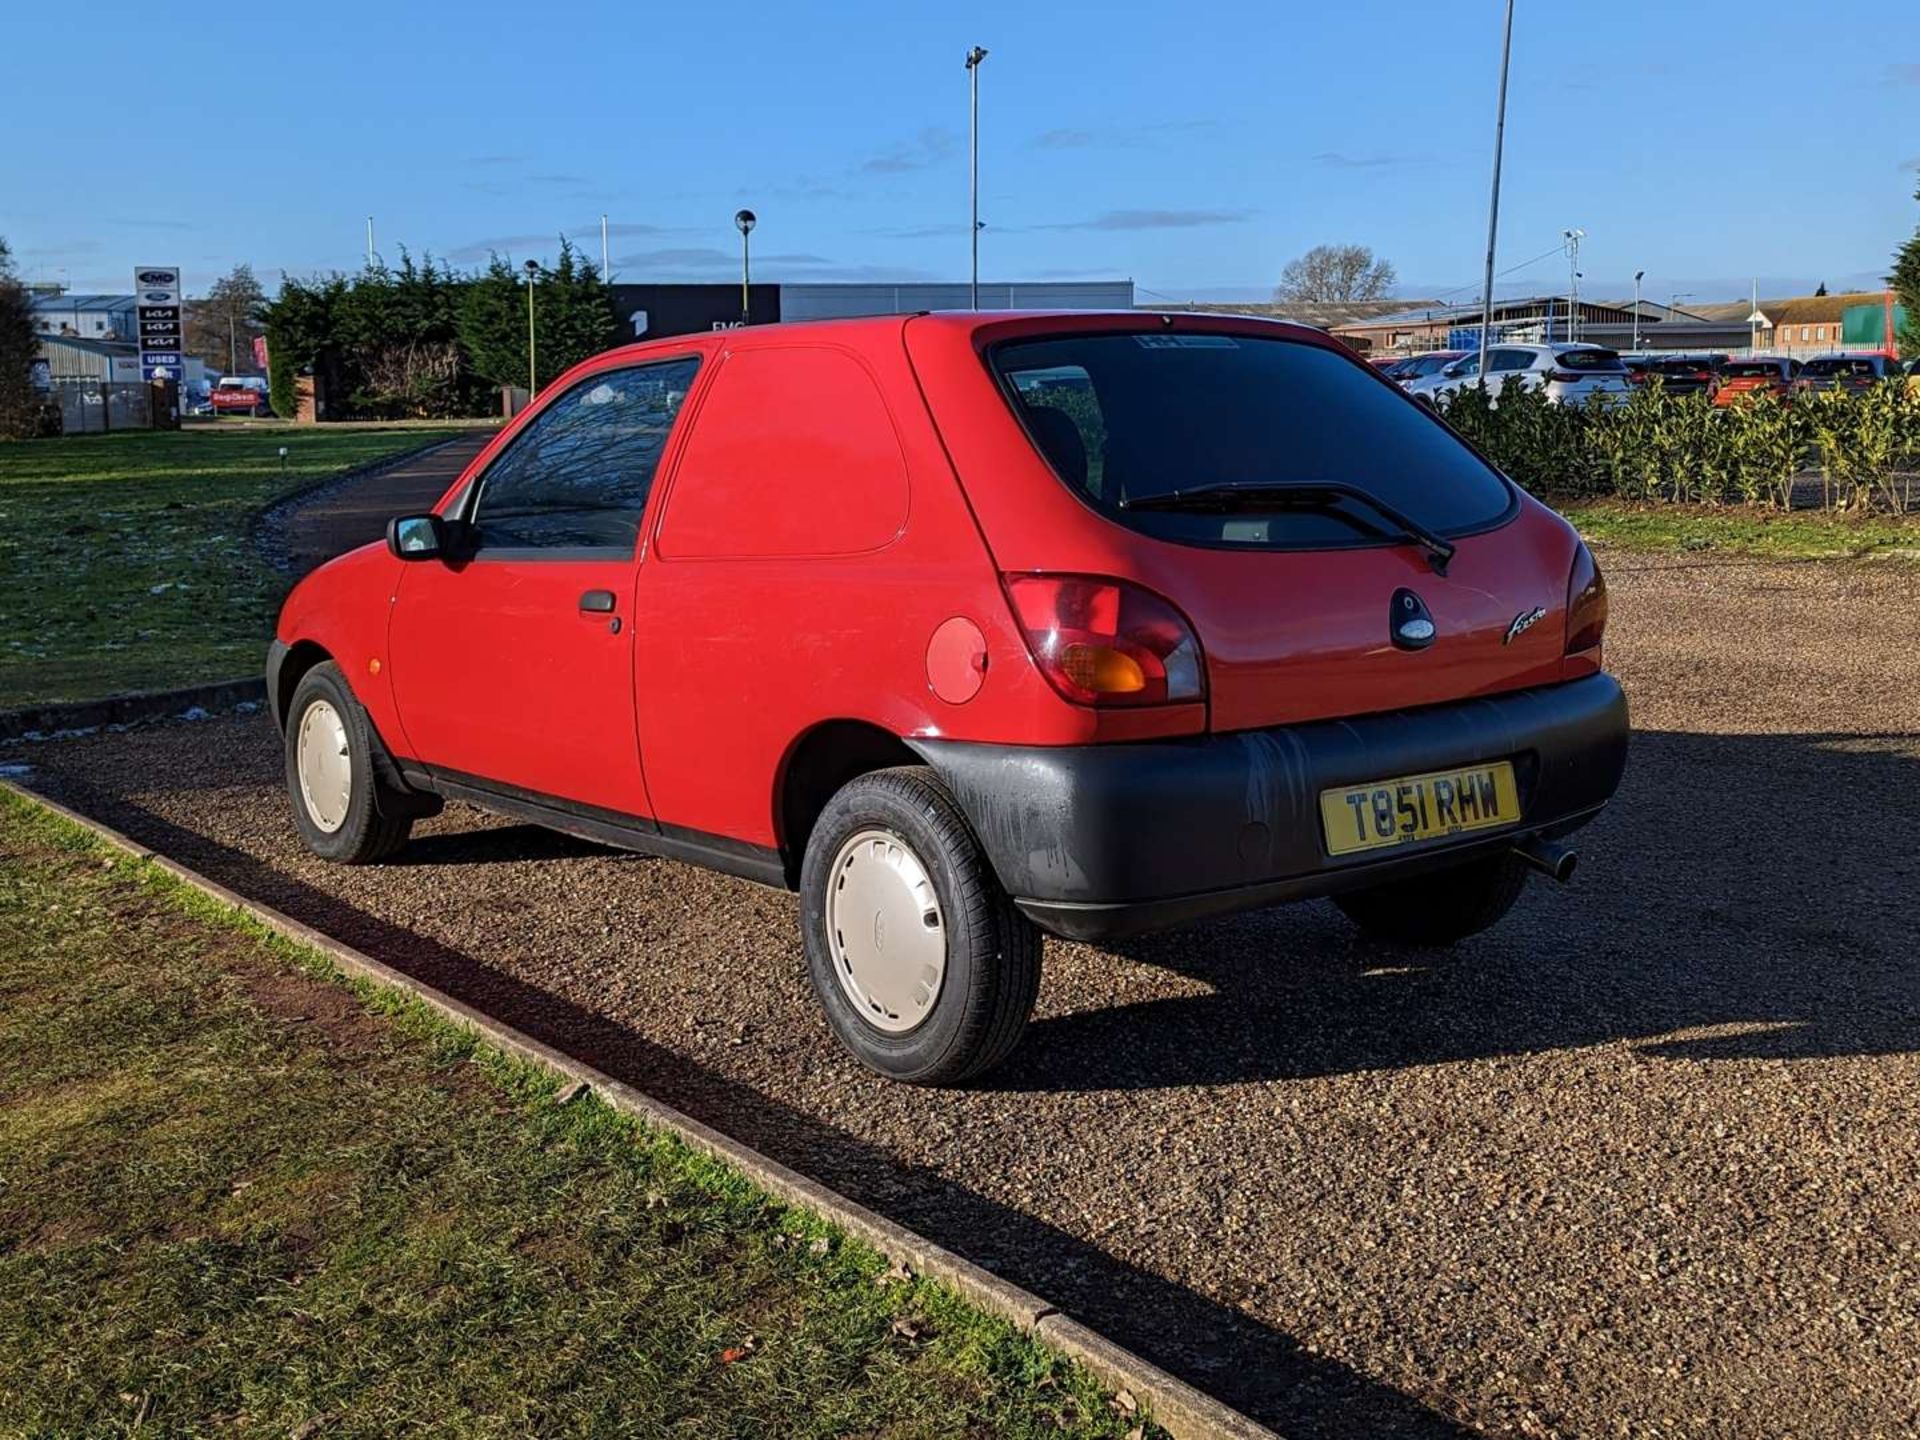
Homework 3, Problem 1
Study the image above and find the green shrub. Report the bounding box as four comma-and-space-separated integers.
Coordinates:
1436, 379, 1918, 511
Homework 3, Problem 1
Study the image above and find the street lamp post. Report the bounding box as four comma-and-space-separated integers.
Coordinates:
523, 259, 538, 403
1562, 228, 1585, 343
734, 209, 757, 325
1633, 269, 1645, 352
965, 45, 988, 310
1476, 0, 1514, 382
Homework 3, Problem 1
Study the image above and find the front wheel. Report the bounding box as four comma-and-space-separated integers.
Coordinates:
1333, 850, 1530, 947
284, 662, 413, 864
799, 767, 1040, 1085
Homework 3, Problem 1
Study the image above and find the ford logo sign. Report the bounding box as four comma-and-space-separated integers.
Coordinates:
141, 291, 175, 303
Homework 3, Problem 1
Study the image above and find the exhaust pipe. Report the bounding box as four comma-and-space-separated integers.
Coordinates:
1513, 835, 1578, 883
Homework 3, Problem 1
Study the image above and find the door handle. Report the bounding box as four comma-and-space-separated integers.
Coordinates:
578, 590, 617, 614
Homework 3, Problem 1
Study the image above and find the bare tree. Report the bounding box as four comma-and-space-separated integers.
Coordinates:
186, 263, 268, 375
1275, 244, 1397, 303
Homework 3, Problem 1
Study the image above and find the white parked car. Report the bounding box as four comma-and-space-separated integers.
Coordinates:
1405, 343, 1634, 407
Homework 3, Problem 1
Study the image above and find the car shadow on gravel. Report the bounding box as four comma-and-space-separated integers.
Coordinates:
25, 776, 1478, 1440
392, 823, 610, 867
1000, 730, 1920, 1093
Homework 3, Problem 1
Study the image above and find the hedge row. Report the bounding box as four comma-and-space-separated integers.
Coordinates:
1435, 381, 1920, 511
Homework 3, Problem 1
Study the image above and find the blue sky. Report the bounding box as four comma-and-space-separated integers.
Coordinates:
6, 0, 1918, 303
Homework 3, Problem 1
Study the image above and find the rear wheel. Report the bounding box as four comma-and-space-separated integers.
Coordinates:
1334, 851, 1530, 947
799, 767, 1040, 1085
284, 662, 413, 864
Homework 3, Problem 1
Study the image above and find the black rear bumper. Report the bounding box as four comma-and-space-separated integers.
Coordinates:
909, 673, 1629, 941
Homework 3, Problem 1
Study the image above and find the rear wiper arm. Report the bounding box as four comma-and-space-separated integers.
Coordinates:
1121, 481, 1456, 574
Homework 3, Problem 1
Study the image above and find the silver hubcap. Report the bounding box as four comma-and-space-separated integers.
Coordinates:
295, 699, 351, 834
826, 829, 946, 1034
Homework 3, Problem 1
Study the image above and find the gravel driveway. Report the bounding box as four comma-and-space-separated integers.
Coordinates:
8, 551, 1918, 1439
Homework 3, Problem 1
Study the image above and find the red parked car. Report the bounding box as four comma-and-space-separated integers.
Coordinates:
269, 313, 1628, 1083
210, 376, 271, 416
1712, 357, 1799, 407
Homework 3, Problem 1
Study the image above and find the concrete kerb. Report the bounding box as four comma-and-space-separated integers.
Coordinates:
0, 678, 268, 744
1, 778, 1281, 1440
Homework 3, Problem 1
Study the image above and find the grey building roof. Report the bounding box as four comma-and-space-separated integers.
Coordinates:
30, 293, 137, 313
1147, 299, 1439, 329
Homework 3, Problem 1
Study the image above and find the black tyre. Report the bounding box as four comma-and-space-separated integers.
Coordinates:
799, 767, 1040, 1085
1333, 850, 1530, 946
284, 661, 413, 864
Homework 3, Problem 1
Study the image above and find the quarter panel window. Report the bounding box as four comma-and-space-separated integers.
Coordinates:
470, 357, 701, 553
655, 346, 908, 559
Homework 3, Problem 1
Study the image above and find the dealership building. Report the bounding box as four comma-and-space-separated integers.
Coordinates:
609, 280, 1134, 342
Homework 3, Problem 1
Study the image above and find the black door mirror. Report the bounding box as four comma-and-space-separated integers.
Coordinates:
387, 513, 446, 560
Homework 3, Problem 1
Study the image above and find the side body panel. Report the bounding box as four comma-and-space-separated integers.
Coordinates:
633, 327, 1018, 849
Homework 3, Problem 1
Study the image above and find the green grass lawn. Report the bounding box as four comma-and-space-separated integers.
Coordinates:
1559, 498, 1920, 562
0, 429, 471, 709
0, 788, 1155, 1439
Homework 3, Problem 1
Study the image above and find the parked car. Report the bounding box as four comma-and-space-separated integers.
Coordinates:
1712, 357, 1800, 407
1622, 354, 1728, 396
269, 313, 1629, 1084
1389, 350, 1468, 389
1792, 353, 1900, 396
210, 375, 271, 416
1405, 343, 1633, 406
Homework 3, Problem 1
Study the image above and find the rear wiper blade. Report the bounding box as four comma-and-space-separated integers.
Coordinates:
1120, 481, 1456, 574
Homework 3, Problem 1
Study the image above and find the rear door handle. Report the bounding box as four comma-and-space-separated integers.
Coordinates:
578, 590, 617, 614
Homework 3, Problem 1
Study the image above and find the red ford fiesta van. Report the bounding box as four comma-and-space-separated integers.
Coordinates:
270, 312, 1628, 1084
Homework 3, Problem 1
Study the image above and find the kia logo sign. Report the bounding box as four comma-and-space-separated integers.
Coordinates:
137, 269, 178, 286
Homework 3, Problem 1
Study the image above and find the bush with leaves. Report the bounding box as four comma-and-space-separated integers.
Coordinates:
457, 239, 612, 396
1436, 378, 1919, 512
0, 238, 42, 440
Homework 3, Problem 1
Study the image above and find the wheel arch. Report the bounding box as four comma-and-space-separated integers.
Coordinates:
270, 639, 334, 733
774, 719, 922, 887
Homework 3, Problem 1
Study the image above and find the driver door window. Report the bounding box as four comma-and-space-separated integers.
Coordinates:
469, 356, 701, 555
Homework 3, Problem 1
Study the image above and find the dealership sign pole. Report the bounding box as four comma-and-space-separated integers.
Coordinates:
134, 266, 185, 385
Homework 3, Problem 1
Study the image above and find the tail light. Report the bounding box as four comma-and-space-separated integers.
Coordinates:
1549, 370, 1588, 384
1003, 573, 1204, 708
1565, 542, 1608, 656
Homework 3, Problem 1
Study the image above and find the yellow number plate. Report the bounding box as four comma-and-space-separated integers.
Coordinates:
1320, 761, 1520, 857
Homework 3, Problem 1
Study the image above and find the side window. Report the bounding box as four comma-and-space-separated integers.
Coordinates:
1007, 364, 1108, 498
469, 356, 701, 554
655, 346, 909, 560
1491, 349, 1531, 372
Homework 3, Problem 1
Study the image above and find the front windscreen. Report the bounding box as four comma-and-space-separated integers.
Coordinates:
991, 332, 1515, 551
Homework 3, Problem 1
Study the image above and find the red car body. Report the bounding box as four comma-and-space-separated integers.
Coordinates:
210, 379, 269, 415
1713, 357, 1799, 407
271, 311, 1627, 1080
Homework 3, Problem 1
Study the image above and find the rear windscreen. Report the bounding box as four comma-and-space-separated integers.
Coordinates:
1557, 349, 1626, 372
1722, 362, 1781, 378
990, 332, 1515, 551
1802, 357, 1877, 377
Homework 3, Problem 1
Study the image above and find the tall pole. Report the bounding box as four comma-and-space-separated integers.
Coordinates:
734, 210, 757, 325
1477, 1, 1513, 382
601, 214, 610, 282
524, 260, 538, 402
966, 46, 988, 309
366, 216, 375, 268
1632, 270, 1644, 352
1562, 228, 1584, 343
